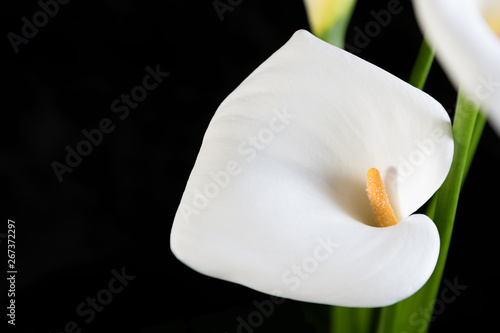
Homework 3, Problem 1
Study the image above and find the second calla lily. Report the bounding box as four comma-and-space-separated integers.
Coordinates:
413, 0, 500, 134
303, 0, 358, 47
170, 30, 454, 307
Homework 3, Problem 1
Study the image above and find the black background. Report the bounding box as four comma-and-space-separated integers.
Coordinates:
2, 0, 499, 332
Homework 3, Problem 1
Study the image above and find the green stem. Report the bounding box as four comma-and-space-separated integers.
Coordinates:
409, 39, 435, 90
463, 111, 487, 186
331, 306, 378, 333
425, 194, 438, 221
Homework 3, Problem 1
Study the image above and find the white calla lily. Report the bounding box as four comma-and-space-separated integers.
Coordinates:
413, 0, 500, 134
171, 30, 453, 307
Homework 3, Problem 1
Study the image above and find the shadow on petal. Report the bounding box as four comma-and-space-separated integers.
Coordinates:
327, 173, 378, 227
385, 166, 402, 221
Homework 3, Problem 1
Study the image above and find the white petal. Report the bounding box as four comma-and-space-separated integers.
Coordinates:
171, 30, 451, 307
413, 0, 500, 134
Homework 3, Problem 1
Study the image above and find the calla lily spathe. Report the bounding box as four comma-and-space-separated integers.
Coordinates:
303, 0, 358, 46
170, 30, 454, 307
413, 0, 500, 134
